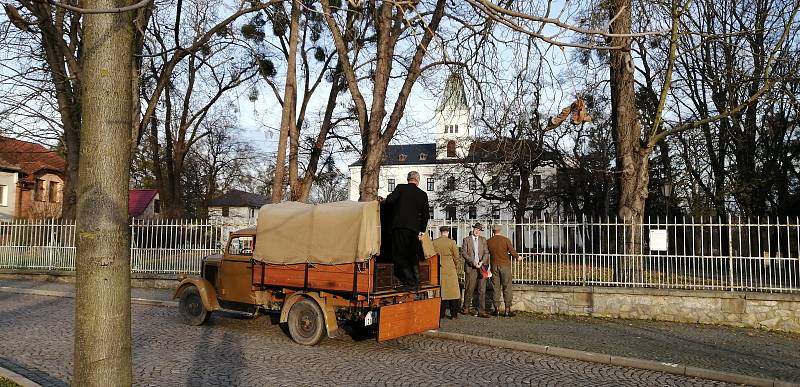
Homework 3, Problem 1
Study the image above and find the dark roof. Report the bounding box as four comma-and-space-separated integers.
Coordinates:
349, 139, 558, 168
349, 143, 438, 167
209, 189, 270, 207
129, 189, 158, 217
0, 136, 65, 175
464, 139, 559, 163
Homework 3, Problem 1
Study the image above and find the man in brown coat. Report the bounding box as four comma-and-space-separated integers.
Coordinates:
433, 226, 461, 319
461, 222, 490, 317
487, 224, 521, 317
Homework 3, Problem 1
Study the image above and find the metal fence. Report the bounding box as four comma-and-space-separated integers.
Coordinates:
130, 219, 228, 274
0, 219, 234, 275
428, 216, 800, 293
0, 219, 76, 271
1, 217, 799, 293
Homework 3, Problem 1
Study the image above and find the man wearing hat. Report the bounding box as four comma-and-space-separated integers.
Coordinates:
461, 222, 490, 317
433, 226, 461, 319
487, 224, 521, 316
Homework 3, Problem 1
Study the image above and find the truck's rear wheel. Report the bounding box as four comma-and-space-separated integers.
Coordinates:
179, 285, 211, 326
287, 298, 325, 345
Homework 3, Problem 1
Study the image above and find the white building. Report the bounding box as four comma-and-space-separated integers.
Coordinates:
348, 74, 560, 245
208, 189, 269, 227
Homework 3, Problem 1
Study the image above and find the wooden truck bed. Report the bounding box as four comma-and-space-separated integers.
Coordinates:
251, 255, 439, 295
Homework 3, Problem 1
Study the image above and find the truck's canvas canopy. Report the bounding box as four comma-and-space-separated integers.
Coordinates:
253, 200, 382, 264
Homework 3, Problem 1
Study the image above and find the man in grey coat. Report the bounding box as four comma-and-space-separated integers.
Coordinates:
461, 222, 490, 317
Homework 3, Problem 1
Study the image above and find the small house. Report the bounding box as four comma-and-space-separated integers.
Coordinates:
208, 189, 270, 226
128, 189, 161, 220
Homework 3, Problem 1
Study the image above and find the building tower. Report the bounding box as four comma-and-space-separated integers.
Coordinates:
434, 73, 472, 160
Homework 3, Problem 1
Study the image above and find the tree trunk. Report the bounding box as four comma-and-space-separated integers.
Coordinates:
358, 140, 386, 202
297, 72, 342, 203
272, 0, 300, 203
73, 2, 134, 385
610, 0, 648, 282
62, 126, 80, 220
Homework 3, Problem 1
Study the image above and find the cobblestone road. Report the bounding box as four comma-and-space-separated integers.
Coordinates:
0, 293, 730, 387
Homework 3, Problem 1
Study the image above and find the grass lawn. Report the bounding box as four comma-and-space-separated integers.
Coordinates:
0, 376, 21, 387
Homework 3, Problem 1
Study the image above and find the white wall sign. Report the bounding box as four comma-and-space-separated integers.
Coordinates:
649, 229, 668, 251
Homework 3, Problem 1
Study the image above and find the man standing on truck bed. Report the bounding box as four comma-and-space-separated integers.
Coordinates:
385, 171, 429, 291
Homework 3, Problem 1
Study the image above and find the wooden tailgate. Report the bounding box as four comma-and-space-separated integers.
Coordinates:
377, 298, 441, 342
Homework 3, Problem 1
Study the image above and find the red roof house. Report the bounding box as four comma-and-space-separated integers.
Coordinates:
129, 189, 161, 219
0, 137, 65, 220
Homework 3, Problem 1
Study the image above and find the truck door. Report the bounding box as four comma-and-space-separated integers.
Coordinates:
218, 234, 256, 306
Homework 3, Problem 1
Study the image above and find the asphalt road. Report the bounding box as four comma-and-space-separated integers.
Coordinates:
0, 292, 731, 387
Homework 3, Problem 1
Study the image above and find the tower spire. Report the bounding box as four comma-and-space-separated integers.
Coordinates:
436, 72, 468, 112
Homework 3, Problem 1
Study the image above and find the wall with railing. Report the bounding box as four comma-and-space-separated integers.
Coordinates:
1, 217, 798, 293
427, 216, 800, 293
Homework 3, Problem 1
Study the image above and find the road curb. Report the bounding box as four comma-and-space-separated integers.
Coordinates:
0, 365, 41, 387
423, 330, 798, 387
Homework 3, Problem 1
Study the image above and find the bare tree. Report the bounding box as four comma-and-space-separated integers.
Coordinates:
1, 0, 280, 218
140, 0, 268, 217
321, 0, 447, 201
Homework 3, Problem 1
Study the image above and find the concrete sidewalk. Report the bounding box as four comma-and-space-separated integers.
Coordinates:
438, 310, 800, 383
2, 278, 798, 384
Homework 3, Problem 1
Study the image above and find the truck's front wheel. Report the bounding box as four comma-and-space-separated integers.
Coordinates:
179, 285, 211, 326
287, 299, 325, 345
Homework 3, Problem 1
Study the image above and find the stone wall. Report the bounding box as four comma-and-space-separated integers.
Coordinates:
513, 285, 800, 334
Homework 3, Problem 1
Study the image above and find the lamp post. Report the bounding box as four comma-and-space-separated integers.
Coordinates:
661, 182, 673, 224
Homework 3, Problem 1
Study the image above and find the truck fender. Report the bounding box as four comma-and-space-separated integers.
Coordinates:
174, 277, 221, 311
280, 292, 339, 339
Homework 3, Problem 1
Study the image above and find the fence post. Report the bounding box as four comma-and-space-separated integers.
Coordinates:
728, 216, 734, 292
581, 214, 586, 286
47, 218, 53, 270
130, 218, 136, 272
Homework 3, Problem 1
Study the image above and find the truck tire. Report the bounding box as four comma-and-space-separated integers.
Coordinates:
287, 298, 325, 346
179, 285, 211, 326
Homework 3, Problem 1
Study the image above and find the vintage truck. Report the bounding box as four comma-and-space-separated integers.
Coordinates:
173, 200, 441, 345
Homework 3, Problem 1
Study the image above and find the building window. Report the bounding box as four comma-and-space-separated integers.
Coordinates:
0, 185, 6, 206
469, 177, 477, 190
48, 181, 60, 203
468, 206, 477, 219
446, 176, 456, 190
429, 206, 434, 220
444, 125, 448, 134
388, 178, 396, 192
222, 206, 229, 217
511, 176, 520, 190
249, 207, 256, 218
491, 206, 500, 220
154, 199, 161, 214
398, 153, 407, 162
34, 179, 45, 201
445, 206, 457, 220
427, 178, 434, 191
532, 174, 542, 190
454, 124, 459, 133
419, 152, 427, 161
491, 176, 499, 191
446, 140, 456, 157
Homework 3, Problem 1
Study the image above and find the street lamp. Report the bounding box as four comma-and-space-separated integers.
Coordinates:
661, 182, 673, 223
